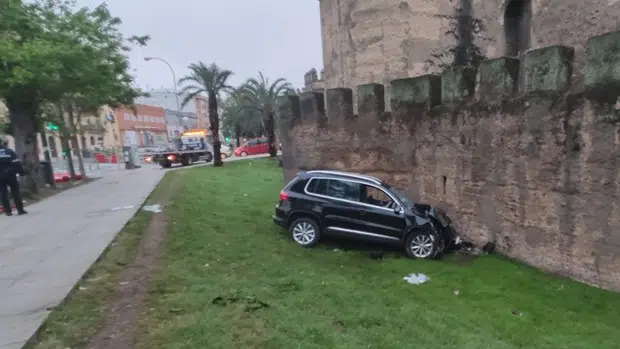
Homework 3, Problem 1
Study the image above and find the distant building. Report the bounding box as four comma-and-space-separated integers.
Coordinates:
165, 109, 197, 139
137, 88, 209, 130
114, 104, 168, 147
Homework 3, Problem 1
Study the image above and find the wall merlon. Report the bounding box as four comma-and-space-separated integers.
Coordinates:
520, 45, 574, 97
389, 75, 441, 115
326, 88, 354, 128
585, 30, 620, 103
441, 67, 477, 105
479, 57, 520, 102
299, 92, 326, 128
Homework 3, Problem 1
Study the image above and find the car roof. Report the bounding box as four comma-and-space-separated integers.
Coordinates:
302, 170, 383, 185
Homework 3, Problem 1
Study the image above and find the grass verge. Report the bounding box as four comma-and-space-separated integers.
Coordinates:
23, 172, 176, 349
136, 159, 620, 349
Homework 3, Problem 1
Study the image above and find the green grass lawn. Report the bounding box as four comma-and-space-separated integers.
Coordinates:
138, 159, 620, 349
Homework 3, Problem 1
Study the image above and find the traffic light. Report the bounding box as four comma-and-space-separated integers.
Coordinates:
46, 122, 59, 131
225, 137, 231, 143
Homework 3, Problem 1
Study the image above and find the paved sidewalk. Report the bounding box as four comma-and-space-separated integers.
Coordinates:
0, 167, 165, 349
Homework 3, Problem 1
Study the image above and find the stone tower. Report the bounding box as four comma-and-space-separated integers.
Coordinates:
319, 0, 620, 109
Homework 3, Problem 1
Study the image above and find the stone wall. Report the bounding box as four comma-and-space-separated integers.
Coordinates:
278, 30, 620, 291
320, 0, 620, 111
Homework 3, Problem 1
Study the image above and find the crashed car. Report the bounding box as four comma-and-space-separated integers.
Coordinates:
272, 170, 456, 259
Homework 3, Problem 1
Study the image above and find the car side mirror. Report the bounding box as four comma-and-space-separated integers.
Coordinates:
394, 206, 402, 214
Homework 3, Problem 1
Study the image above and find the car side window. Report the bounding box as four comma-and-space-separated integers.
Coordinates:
248, 140, 258, 145
327, 179, 360, 201
307, 178, 360, 202
307, 178, 328, 195
362, 185, 397, 209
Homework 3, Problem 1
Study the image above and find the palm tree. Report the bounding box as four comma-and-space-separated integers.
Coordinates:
178, 62, 233, 166
221, 88, 264, 146
240, 72, 293, 157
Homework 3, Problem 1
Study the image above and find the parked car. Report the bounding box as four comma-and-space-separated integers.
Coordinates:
234, 137, 270, 157
272, 170, 456, 259
220, 143, 233, 158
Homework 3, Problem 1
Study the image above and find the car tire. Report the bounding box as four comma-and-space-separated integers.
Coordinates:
205, 152, 213, 162
240, 151, 248, 157
289, 218, 321, 248
405, 228, 440, 259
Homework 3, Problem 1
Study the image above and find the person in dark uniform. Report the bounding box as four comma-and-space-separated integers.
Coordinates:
0, 136, 26, 216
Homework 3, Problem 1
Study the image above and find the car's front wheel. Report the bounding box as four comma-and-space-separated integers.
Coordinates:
405, 229, 440, 259
289, 218, 321, 247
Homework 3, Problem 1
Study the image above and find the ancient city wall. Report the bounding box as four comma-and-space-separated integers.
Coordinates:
278, 30, 620, 290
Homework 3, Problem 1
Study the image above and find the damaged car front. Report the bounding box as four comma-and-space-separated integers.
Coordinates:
387, 186, 458, 256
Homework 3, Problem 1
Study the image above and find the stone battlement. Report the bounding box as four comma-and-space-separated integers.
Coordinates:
277, 30, 620, 291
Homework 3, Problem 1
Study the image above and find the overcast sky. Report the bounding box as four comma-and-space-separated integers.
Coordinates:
74, 0, 323, 91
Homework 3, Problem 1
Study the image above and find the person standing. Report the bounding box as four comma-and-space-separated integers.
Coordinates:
0, 135, 27, 216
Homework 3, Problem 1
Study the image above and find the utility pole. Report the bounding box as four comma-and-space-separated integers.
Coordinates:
144, 57, 186, 130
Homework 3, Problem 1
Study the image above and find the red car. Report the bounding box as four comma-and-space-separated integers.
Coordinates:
234, 138, 271, 156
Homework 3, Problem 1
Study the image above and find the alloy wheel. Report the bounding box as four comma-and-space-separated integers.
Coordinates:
410, 234, 434, 258
292, 222, 316, 245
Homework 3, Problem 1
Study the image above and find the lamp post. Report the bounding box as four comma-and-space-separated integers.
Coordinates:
143, 57, 186, 130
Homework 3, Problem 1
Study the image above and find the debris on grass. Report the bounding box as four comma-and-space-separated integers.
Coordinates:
403, 273, 430, 285
143, 204, 162, 213
212, 295, 270, 312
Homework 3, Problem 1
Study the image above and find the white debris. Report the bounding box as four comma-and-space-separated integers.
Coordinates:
143, 204, 162, 213
403, 273, 430, 285
110, 205, 135, 212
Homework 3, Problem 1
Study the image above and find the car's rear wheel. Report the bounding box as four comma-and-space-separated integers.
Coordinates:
289, 218, 321, 247
405, 229, 440, 259
240, 151, 248, 157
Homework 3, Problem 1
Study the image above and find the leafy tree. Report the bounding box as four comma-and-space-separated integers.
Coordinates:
0, 0, 147, 192
240, 72, 293, 157
178, 62, 233, 166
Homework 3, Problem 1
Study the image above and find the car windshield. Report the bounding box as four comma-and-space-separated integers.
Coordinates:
386, 186, 415, 209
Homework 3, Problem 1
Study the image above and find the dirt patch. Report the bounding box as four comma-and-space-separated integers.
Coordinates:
83, 175, 180, 349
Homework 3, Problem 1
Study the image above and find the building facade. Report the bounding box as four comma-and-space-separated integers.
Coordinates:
115, 104, 168, 147
319, 0, 620, 108
1, 102, 121, 160
165, 109, 198, 139
137, 89, 209, 130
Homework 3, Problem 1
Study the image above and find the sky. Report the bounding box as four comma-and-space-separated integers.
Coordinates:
74, 0, 323, 91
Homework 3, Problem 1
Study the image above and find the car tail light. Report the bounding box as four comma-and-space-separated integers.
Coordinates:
167, 155, 175, 161
279, 191, 289, 201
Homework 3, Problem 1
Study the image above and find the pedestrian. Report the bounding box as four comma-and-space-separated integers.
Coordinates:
0, 135, 27, 216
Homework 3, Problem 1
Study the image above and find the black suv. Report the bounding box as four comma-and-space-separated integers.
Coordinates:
272, 170, 456, 259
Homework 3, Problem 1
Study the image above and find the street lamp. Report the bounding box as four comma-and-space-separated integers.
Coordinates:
143, 56, 186, 129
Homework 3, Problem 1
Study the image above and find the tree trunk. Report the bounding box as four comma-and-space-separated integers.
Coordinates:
265, 111, 277, 157
67, 106, 86, 176
234, 122, 241, 147
209, 92, 223, 166
61, 133, 76, 180
6, 97, 43, 195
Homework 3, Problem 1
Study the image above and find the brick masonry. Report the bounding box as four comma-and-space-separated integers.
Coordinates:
279, 30, 620, 291
319, 0, 620, 111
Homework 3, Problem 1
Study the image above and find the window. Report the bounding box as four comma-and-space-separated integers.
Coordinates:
361, 185, 396, 209
306, 178, 360, 202
248, 140, 258, 146
504, 0, 531, 57
90, 136, 95, 146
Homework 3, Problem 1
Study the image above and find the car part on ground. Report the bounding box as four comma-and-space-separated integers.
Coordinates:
272, 170, 456, 259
